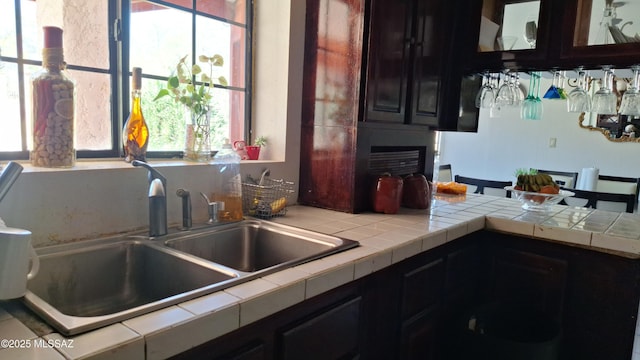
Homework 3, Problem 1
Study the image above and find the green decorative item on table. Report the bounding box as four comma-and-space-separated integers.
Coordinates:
154, 55, 228, 162
514, 168, 537, 177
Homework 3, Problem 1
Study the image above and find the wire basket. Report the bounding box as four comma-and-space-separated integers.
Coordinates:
242, 178, 295, 219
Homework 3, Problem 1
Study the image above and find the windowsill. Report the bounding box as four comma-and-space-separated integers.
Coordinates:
6, 158, 283, 174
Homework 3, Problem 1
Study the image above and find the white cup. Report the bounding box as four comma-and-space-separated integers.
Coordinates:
0, 227, 40, 299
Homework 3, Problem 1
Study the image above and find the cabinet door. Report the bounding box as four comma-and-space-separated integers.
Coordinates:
399, 312, 439, 360
558, 0, 640, 67
489, 247, 567, 320
464, 0, 555, 71
409, 0, 443, 126
399, 257, 445, 359
213, 342, 266, 360
365, 0, 411, 124
401, 258, 445, 320
279, 297, 362, 360
562, 248, 640, 360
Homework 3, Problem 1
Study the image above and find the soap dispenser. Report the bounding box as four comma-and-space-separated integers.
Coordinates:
211, 139, 243, 221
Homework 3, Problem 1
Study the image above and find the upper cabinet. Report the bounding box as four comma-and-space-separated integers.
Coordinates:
466, 0, 555, 70
363, 0, 470, 128
463, 0, 640, 71
558, 0, 640, 68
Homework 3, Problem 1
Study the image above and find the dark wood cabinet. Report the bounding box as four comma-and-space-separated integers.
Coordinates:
279, 297, 362, 360
487, 246, 568, 320
461, 0, 640, 72
398, 257, 445, 359
364, 0, 412, 125
486, 231, 640, 360
171, 277, 364, 360
463, 0, 556, 71
299, 0, 476, 213
364, 0, 448, 127
299, 0, 439, 213
172, 231, 640, 360
214, 342, 266, 360
556, 0, 640, 68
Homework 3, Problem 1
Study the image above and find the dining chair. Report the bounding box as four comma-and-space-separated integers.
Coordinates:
454, 175, 513, 198
596, 175, 640, 207
438, 164, 453, 182
561, 188, 636, 213
536, 169, 579, 189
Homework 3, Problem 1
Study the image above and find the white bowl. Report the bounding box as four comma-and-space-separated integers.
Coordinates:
505, 186, 575, 212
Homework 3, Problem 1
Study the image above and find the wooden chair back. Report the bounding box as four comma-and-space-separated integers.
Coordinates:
596, 175, 640, 206
561, 187, 636, 213
454, 175, 513, 198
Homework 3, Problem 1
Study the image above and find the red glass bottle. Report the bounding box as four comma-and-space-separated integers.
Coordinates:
31, 26, 76, 168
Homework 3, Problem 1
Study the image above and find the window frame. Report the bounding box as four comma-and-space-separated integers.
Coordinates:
0, 0, 253, 161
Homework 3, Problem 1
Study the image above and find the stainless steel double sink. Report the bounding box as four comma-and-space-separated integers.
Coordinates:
24, 220, 358, 335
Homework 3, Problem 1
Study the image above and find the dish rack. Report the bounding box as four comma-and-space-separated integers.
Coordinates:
242, 178, 295, 219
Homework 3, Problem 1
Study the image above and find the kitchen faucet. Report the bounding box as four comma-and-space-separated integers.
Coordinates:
0, 162, 23, 204
132, 160, 167, 237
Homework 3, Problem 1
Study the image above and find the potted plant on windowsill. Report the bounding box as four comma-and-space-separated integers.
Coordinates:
246, 136, 266, 160
154, 55, 227, 162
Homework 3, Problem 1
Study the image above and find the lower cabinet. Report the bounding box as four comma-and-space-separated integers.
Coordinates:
279, 297, 361, 360
485, 232, 640, 360
172, 230, 640, 360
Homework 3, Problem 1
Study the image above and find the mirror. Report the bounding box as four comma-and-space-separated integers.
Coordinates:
578, 69, 640, 142
478, 0, 540, 52
578, 113, 640, 142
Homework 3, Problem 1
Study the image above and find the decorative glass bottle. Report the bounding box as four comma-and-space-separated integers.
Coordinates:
184, 106, 211, 162
210, 140, 243, 221
31, 26, 76, 168
123, 67, 149, 162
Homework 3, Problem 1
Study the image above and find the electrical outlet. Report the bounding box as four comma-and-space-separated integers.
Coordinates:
548, 137, 557, 148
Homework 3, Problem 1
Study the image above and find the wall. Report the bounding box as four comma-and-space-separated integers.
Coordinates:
439, 76, 640, 184
0, 0, 306, 247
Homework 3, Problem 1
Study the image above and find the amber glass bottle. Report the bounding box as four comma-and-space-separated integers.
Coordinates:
123, 67, 149, 162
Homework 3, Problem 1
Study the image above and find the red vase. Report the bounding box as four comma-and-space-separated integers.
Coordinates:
245, 145, 261, 160
372, 173, 403, 214
402, 174, 431, 209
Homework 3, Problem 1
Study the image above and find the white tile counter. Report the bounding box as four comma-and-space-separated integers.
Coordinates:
2, 193, 640, 359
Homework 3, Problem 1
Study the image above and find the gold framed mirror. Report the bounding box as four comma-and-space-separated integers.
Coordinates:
578, 112, 640, 142
577, 71, 640, 142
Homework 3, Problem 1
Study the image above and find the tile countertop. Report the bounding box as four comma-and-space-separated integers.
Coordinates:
2, 193, 640, 359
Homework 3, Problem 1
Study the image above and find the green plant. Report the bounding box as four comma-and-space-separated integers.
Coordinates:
514, 168, 537, 177
153, 55, 228, 159
153, 55, 228, 118
254, 136, 267, 146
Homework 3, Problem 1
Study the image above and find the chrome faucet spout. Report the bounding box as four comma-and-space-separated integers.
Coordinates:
0, 162, 23, 204
132, 161, 168, 237
132, 160, 167, 189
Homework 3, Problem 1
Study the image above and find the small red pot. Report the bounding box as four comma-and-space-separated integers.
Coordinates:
372, 173, 403, 214
245, 145, 261, 160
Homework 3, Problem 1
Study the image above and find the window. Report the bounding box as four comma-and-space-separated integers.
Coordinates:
0, 0, 251, 161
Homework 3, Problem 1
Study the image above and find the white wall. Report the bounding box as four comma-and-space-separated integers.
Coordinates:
439, 76, 640, 184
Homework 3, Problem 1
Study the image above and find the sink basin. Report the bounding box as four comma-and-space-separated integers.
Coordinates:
165, 220, 357, 273
24, 239, 239, 335
24, 219, 358, 335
